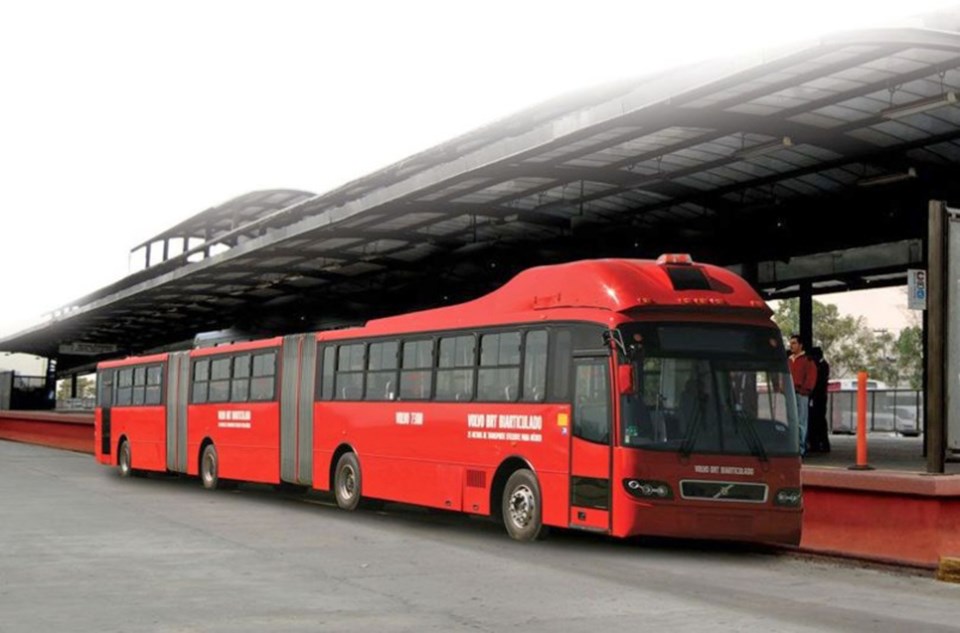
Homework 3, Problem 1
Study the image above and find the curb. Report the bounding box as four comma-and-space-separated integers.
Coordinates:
937, 557, 960, 583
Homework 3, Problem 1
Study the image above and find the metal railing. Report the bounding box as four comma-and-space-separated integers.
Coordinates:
56, 397, 97, 411
828, 389, 923, 436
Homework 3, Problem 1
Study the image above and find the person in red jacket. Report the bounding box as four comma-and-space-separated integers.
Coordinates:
788, 334, 818, 456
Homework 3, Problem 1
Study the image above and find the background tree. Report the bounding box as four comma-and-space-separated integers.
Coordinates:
56, 375, 95, 400
771, 298, 923, 385
864, 329, 898, 386
772, 299, 864, 377
896, 325, 923, 389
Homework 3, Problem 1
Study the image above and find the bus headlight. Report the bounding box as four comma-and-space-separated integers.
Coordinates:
775, 488, 802, 507
623, 479, 673, 500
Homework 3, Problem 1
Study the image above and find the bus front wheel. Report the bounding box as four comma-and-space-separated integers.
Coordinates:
334, 453, 361, 511
502, 469, 545, 541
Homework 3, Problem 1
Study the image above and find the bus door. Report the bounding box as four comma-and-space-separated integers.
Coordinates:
569, 355, 613, 532
280, 334, 317, 486
165, 351, 190, 473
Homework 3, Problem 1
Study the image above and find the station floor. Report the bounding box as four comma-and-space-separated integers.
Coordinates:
803, 433, 960, 474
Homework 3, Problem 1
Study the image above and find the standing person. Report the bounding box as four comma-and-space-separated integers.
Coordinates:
807, 346, 831, 453
788, 335, 817, 456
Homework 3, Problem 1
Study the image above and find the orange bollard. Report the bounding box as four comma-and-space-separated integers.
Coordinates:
849, 371, 874, 470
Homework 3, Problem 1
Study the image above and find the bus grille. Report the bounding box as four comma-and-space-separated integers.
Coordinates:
679, 480, 767, 503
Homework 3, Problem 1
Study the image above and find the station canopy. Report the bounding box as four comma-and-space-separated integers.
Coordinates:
5, 23, 960, 371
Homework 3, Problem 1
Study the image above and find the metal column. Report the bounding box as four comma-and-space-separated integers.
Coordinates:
926, 200, 946, 474
799, 282, 813, 349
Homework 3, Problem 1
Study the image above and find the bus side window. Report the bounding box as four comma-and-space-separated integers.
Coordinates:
548, 328, 572, 401
522, 330, 547, 402
318, 346, 335, 400
251, 352, 277, 401
436, 335, 475, 401
366, 340, 399, 401
98, 369, 114, 407
231, 354, 251, 402
145, 365, 163, 405
400, 339, 433, 400
192, 359, 210, 403
209, 358, 231, 403
132, 366, 147, 406
116, 368, 133, 406
478, 332, 520, 402
335, 344, 365, 400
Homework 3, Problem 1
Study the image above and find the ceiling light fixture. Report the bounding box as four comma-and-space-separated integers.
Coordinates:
857, 167, 917, 187
733, 136, 793, 159
881, 91, 958, 119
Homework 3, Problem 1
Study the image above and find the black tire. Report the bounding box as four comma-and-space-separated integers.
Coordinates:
334, 453, 361, 511
200, 444, 221, 490
118, 440, 133, 478
502, 469, 545, 541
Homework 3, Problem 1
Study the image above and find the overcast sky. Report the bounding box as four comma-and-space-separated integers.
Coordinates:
1, 0, 953, 342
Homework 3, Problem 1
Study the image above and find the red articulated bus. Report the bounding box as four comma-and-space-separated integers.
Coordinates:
95, 255, 802, 544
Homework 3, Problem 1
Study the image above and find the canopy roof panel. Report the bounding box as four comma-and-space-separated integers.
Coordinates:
5, 25, 960, 368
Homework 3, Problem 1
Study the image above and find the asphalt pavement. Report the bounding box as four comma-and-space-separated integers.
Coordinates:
2, 440, 960, 633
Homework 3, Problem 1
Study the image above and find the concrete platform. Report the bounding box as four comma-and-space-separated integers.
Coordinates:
0, 410, 93, 453
797, 436, 960, 569
804, 434, 960, 474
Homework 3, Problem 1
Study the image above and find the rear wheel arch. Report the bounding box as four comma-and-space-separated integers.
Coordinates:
328, 443, 357, 492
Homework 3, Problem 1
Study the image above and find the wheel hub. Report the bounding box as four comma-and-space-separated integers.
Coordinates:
203, 453, 215, 484
509, 485, 535, 527
340, 466, 356, 499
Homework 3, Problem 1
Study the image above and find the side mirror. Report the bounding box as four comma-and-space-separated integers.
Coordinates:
618, 363, 636, 396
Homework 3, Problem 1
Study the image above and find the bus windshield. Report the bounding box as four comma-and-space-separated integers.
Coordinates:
618, 323, 799, 458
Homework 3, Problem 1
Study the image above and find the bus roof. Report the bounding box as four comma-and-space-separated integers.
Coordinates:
98, 352, 170, 369
330, 257, 770, 339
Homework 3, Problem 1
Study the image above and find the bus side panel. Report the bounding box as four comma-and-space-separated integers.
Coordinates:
314, 401, 571, 519
112, 406, 167, 472
186, 402, 281, 484
539, 471, 570, 529
364, 457, 463, 511
313, 443, 333, 490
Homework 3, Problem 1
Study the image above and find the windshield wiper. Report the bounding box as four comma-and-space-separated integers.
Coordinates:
679, 393, 706, 458
728, 399, 768, 463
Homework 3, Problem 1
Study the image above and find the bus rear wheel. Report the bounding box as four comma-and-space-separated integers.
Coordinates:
118, 440, 133, 478
334, 453, 361, 511
502, 469, 545, 541
200, 444, 221, 490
